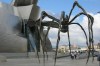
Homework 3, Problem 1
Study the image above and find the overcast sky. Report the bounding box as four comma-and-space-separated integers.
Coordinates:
0, 0, 100, 47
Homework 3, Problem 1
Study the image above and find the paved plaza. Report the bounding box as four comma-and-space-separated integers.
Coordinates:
0, 57, 99, 66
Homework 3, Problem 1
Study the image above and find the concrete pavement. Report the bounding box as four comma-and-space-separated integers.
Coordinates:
0, 57, 98, 66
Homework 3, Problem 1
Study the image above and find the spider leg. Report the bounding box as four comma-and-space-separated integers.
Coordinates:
38, 11, 61, 65
38, 11, 48, 64
70, 23, 88, 46
69, 12, 94, 49
41, 11, 60, 22
68, 1, 94, 60
69, 12, 93, 23
54, 11, 64, 66
41, 26, 46, 65
69, 12, 94, 47
70, 23, 90, 63
67, 26, 72, 58
69, 12, 94, 62
88, 18, 94, 62
69, 1, 87, 20
39, 11, 61, 54
75, 1, 87, 13
54, 24, 61, 66
43, 20, 53, 60
39, 11, 53, 65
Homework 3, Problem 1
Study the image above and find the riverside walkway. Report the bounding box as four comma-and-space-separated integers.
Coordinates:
0, 57, 98, 66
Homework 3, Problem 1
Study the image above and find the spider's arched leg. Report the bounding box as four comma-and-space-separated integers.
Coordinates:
38, 11, 55, 64
39, 11, 53, 65
54, 11, 64, 66
38, 11, 60, 65
43, 20, 53, 60
69, 12, 94, 52
69, 12, 94, 48
68, 1, 87, 19
69, 12, 94, 62
70, 22, 93, 63
69, 12, 93, 23
69, 13, 92, 44
37, 11, 48, 64
70, 23, 89, 62
70, 23, 88, 46
41, 11, 60, 22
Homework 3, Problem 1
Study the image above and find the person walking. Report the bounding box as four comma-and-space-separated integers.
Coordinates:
71, 52, 74, 59
74, 51, 77, 59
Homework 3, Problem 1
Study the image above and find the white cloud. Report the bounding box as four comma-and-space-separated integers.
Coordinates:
43, 17, 52, 21
80, 13, 100, 44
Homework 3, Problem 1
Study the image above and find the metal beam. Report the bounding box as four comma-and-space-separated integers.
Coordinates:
41, 21, 59, 28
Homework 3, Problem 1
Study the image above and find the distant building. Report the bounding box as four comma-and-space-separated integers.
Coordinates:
58, 45, 68, 54
58, 44, 79, 53
94, 44, 98, 49
97, 43, 100, 49
80, 47, 88, 51
93, 43, 100, 51
54, 44, 95, 53
71, 44, 78, 49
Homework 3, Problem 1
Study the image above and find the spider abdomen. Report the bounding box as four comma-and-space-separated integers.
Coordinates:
61, 25, 68, 33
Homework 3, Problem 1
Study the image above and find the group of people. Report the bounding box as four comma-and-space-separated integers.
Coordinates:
70, 51, 78, 59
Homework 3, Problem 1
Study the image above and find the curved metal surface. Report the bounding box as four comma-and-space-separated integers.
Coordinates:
13, 0, 38, 6
0, 2, 52, 53
0, 2, 27, 52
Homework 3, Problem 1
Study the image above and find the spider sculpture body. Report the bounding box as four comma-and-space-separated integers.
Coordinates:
27, 1, 94, 66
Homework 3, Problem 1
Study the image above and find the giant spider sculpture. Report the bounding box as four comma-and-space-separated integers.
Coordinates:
27, 1, 94, 66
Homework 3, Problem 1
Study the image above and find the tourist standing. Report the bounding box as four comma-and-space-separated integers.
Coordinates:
74, 51, 77, 59
71, 52, 74, 59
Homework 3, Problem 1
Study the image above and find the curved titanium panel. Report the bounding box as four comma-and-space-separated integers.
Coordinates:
13, 0, 38, 6
0, 2, 27, 52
